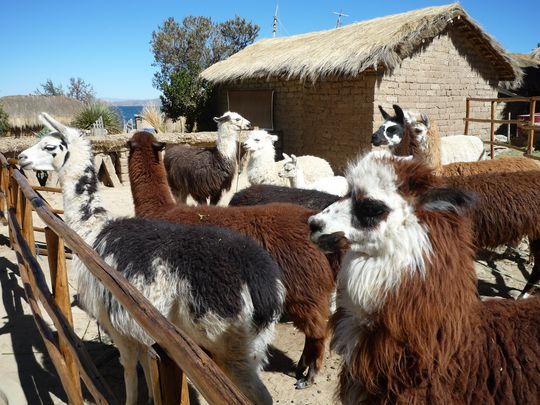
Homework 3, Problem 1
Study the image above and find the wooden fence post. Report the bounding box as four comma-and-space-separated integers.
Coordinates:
528, 99, 537, 155
464, 98, 470, 135
147, 344, 190, 405
490, 100, 496, 159
45, 227, 81, 393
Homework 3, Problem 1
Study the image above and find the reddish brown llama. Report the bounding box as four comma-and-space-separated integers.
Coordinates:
309, 152, 540, 404
127, 131, 338, 388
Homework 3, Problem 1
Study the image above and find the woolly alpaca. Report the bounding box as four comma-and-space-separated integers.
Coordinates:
243, 130, 334, 186
395, 118, 540, 297
18, 115, 284, 405
373, 105, 486, 170
164, 111, 250, 205
229, 184, 340, 212
308, 150, 540, 404
128, 130, 339, 388
279, 153, 349, 196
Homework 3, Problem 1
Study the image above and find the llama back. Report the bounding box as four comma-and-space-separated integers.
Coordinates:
440, 135, 485, 165
80, 217, 284, 345
442, 156, 540, 176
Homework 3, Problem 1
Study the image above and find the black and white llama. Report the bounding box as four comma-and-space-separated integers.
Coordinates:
18, 113, 285, 405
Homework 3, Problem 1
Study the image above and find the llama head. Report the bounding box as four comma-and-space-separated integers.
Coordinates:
18, 113, 83, 171
127, 131, 166, 164
278, 153, 300, 178
372, 105, 426, 148
243, 130, 278, 153
309, 150, 474, 270
213, 111, 251, 136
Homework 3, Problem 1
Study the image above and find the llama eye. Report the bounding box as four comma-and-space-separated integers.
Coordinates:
387, 127, 397, 134
415, 128, 423, 134
44, 145, 57, 151
353, 198, 390, 228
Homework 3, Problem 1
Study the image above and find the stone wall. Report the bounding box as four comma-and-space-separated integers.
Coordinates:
374, 33, 498, 139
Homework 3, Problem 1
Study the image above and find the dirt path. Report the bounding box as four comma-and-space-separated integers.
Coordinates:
0, 181, 534, 404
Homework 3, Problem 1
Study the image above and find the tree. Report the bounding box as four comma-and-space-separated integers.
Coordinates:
151, 15, 259, 130
67, 77, 96, 104
0, 104, 9, 136
34, 79, 64, 96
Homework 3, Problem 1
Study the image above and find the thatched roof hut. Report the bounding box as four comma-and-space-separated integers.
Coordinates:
0, 95, 84, 136
202, 3, 520, 84
201, 3, 522, 169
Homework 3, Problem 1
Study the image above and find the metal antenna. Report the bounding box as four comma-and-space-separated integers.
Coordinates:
333, 10, 349, 28
272, 4, 279, 38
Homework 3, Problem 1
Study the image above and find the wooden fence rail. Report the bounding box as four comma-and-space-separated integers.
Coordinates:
463, 95, 540, 158
0, 152, 250, 405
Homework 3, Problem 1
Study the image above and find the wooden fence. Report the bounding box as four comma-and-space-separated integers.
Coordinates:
464, 95, 540, 159
0, 152, 250, 405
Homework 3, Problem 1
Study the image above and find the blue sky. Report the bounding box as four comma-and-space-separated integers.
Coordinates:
1, 1, 538, 100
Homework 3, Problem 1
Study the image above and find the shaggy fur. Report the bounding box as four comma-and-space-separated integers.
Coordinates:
396, 120, 540, 297
19, 116, 284, 405
309, 151, 540, 404
164, 112, 250, 205
229, 184, 340, 212
128, 131, 339, 387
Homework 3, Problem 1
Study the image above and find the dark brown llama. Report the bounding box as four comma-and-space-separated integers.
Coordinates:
128, 131, 339, 388
309, 151, 540, 404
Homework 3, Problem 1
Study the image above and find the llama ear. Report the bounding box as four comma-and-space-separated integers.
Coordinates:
378, 105, 391, 121
420, 113, 429, 128
39, 112, 68, 133
291, 154, 297, 162
282, 153, 290, 160
270, 134, 279, 143
392, 105, 405, 125
213, 114, 230, 123
127, 140, 139, 151
420, 187, 476, 214
152, 141, 166, 151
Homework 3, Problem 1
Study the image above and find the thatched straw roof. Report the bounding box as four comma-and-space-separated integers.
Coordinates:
202, 3, 521, 84
511, 53, 540, 68
0, 95, 84, 129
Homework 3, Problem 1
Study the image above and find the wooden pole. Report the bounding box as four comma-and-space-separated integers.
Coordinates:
464, 98, 470, 135
490, 100, 496, 159
528, 99, 537, 155
148, 344, 191, 405
45, 227, 81, 393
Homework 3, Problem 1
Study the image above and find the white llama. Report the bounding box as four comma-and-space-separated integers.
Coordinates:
243, 130, 334, 186
18, 113, 284, 405
279, 153, 349, 197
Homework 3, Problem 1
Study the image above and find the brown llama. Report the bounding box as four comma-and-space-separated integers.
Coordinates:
127, 131, 338, 388
309, 150, 540, 404
395, 111, 540, 298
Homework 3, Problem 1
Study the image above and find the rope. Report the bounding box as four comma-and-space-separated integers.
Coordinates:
235, 130, 243, 193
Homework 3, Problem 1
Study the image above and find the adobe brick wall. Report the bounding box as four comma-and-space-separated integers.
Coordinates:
217, 76, 376, 171
374, 33, 498, 139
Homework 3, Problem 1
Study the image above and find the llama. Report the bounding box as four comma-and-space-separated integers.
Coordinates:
164, 111, 250, 205
308, 150, 540, 404
394, 118, 540, 298
279, 153, 349, 196
128, 130, 339, 388
373, 105, 486, 168
18, 114, 285, 405
229, 184, 340, 212
243, 130, 334, 186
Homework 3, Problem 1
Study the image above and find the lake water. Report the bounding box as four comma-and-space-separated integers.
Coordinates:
116, 105, 143, 123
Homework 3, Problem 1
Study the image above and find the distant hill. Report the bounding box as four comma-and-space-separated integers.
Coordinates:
101, 98, 161, 107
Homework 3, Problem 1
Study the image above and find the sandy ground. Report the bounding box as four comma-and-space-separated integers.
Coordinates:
0, 176, 535, 404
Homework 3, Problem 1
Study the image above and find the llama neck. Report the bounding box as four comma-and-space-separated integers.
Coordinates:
57, 137, 109, 243
216, 126, 238, 161
247, 148, 276, 181
290, 163, 306, 188
128, 151, 176, 216
333, 215, 477, 398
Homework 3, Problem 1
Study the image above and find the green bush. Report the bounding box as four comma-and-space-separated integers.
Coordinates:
0, 104, 10, 136
72, 103, 122, 134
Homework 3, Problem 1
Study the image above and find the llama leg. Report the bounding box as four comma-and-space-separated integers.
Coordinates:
295, 336, 326, 389
139, 348, 154, 404
209, 190, 223, 205
519, 238, 540, 298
